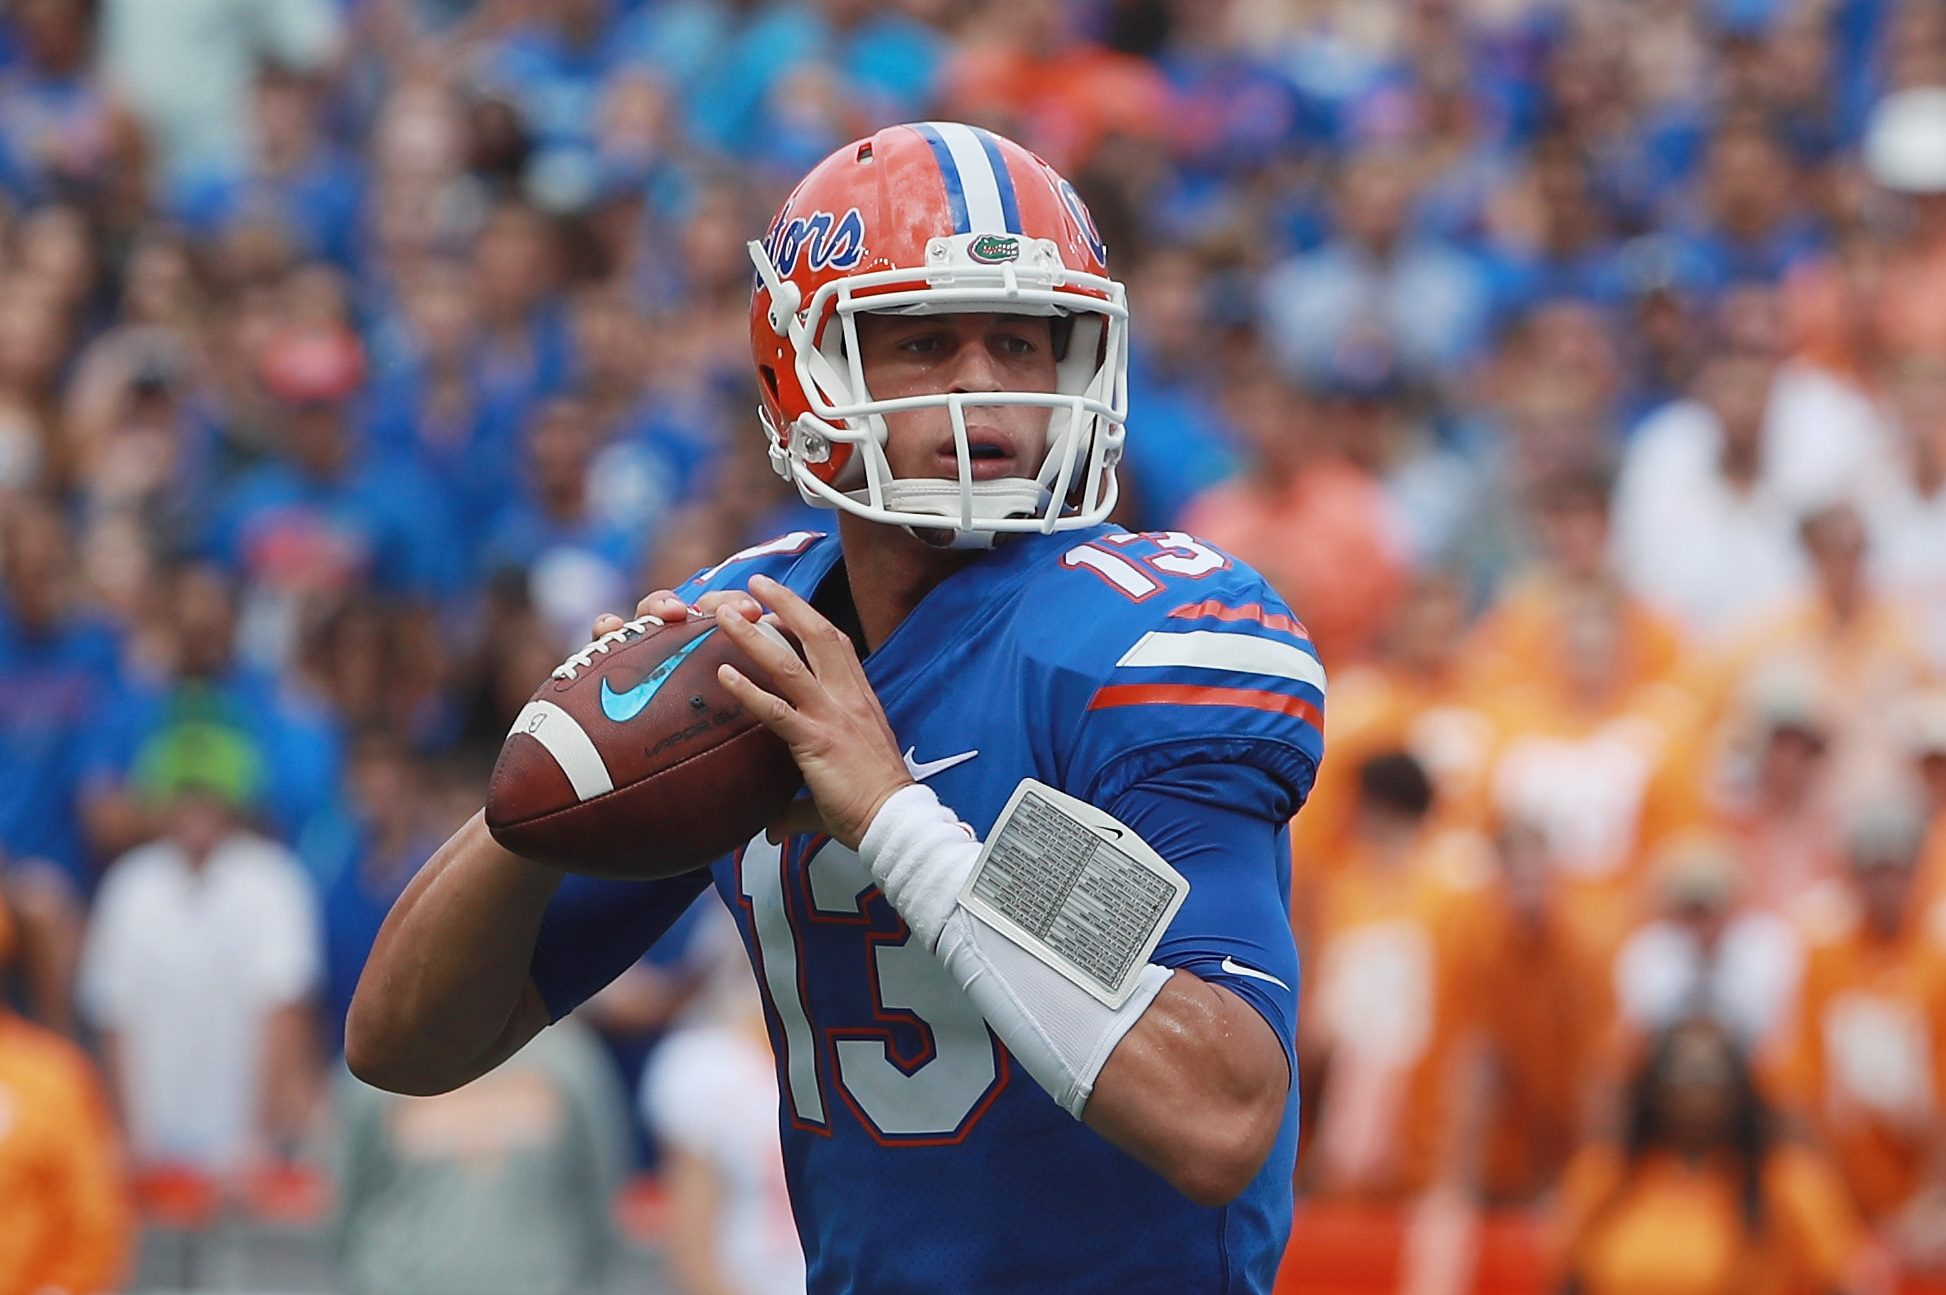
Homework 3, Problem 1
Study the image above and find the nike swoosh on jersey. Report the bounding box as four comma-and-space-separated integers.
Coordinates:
1220, 957, 1290, 991
599, 628, 718, 723
902, 747, 979, 781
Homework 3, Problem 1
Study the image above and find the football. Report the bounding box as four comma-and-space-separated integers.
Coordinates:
485, 614, 804, 878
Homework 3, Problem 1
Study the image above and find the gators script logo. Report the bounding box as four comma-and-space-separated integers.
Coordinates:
763, 206, 866, 276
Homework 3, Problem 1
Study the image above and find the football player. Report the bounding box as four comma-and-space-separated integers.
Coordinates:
349, 123, 1324, 1293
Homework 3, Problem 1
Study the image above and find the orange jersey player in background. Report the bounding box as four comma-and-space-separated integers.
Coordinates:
1555, 1018, 1875, 1295
1778, 800, 1946, 1274
0, 890, 133, 1295
1297, 752, 1495, 1203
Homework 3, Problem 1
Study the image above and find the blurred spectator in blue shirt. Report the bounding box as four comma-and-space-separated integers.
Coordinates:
98, 0, 343, 185
567, 284, 723, 551
87, 563, 344, 853
1120, 246, 1242, 530
1541, 23, 1701, 237
307, 730, 444, 1059
1261, 149, 1493, 393
1478, 133, 1629, 314
482, 394, 641, 651
0, 496, 125, 896
362, 257, 523, 554
1667, 116, 1826, 294
617, 0, 943, 164
474, 0, 621, 212
1391, 46, 1519, 249
169, 64, 367, 271
471, 200, 573, 417
204, 325, 463, 669
0, 274, 78, 500
0, 0, 143, 219
1146, 0, 1325, 242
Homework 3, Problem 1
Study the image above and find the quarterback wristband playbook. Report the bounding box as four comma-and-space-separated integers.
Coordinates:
857, 780, 1189, 1117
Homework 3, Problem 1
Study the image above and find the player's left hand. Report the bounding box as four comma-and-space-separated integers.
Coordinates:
713, 573, 915, 851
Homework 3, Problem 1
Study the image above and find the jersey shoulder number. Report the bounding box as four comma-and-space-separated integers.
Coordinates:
1042, 529, 1326, 817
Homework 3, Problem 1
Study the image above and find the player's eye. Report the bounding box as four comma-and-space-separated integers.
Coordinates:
995, 333, 1036, 356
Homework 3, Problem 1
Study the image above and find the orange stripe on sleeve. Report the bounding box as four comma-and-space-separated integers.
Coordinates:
1088, 683, 1324, 729
1167, 600, 1312, 640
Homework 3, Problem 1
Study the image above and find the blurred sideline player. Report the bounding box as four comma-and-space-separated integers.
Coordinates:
349, 123, 1322, 1292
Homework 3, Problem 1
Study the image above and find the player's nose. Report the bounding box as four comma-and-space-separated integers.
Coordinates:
945, 336, 1007, 394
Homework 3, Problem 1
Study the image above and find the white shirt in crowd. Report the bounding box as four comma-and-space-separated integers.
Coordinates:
643, 1018, 805, 1295
1614, 362, 1887, 639
78, 830, 320, 1170
1613, 910, 1805, 1053
1862, 456, 1946, 673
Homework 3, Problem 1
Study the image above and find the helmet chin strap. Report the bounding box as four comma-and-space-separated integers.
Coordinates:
847, 477, 1054, 551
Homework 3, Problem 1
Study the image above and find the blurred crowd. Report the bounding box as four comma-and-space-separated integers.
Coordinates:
3, 0, 1946, 1292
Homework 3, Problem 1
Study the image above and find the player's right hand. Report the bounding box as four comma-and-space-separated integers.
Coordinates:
590, 589, 764, 641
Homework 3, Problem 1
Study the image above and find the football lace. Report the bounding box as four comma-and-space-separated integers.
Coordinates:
551, 615, 664, 681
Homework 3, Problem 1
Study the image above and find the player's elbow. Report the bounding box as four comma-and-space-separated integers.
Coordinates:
343, 986, 454, 1096
1165, 1095, 1283, 1207
343, 998, 417, 1094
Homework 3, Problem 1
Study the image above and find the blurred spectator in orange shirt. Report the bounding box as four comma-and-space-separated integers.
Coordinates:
936, 0, 1169, 176
1299, 752, 1494, 1203
1611, 837, 1804, 1064
1463, 462, 1687, 702
0, 891, 134, 1295
1702, 665, 1849, 926
1460, 818, 1614, 1204
1781, 800, 1946, 1271
1555, 1018, 1875, 1295
1903, 690, 1946, 919
1471, 577, 1709, 960
1693, 501, 1936, 810
1289, 575, 1493, 904
1181, 361, 1409, 668
1395, 818, 1621, 1295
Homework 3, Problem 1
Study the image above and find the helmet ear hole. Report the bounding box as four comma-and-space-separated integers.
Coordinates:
760, 365, 782, 401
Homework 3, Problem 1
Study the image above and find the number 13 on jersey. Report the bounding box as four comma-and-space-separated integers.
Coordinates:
739, 835, 1010, 1143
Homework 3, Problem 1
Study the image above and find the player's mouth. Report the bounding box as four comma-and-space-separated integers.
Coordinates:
939, 429, 1022, 480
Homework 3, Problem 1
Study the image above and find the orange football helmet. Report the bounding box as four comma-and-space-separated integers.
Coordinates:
748, 122, 1128, 547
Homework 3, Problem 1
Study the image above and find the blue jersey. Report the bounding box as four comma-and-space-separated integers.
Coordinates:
530, 524, 1325, 1293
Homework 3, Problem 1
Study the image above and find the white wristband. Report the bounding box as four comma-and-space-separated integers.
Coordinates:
856, 783, 981, 948
857, 782, 1173, 1117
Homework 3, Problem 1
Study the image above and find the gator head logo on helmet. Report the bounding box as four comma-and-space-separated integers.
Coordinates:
746, 121, 1130, 549
968, 233, 1022, 264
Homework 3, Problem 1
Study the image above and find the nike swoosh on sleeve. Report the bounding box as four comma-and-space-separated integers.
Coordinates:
1219, 956, 1291, 991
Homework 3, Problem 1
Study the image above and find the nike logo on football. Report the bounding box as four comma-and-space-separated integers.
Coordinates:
902, 747, 979, 781
1220, 957, 1290, 991
600, 629, 718, 723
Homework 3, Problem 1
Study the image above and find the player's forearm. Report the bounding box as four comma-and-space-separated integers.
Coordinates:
345, 812, 561, 1095
1083, 972, 1290, 1207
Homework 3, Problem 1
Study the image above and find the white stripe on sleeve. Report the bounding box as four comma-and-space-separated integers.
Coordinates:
1114, 630, 1328, 693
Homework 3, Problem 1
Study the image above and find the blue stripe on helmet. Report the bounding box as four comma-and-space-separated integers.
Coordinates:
911, 123, 971, 235
972, 127, 1023, 234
